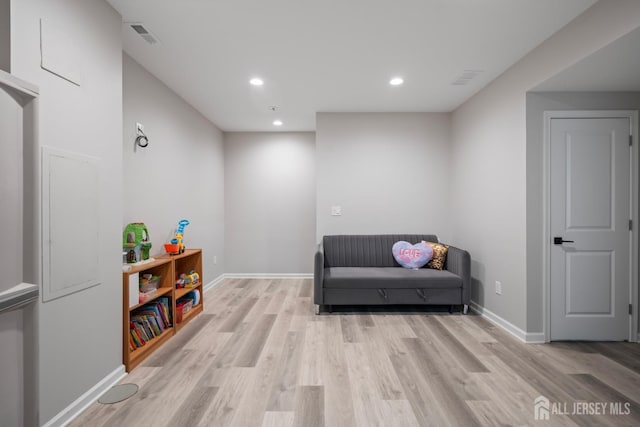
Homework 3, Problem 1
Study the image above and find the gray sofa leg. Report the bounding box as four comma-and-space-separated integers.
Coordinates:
463, 304, 469, 314
317, 305, 333, 314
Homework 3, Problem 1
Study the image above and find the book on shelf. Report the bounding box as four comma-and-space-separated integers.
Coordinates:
129, 298, 173, 350
157, 297, 171, 326
130, 322, 145, 348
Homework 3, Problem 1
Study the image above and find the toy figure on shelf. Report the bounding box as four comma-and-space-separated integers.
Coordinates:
123, 223, 152, 263
184, 270, 200, 288
175, 274, 186, 289
170, 219, 190, 254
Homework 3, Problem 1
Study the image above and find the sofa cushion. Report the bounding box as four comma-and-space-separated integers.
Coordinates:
424, 241, 449, 270
323, 267, 462, 289
392, 241, 433, 269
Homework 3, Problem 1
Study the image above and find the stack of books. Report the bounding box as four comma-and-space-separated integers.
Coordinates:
129, 297, 171, 350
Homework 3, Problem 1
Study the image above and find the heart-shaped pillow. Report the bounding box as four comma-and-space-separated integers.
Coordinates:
392, 241, 433, 270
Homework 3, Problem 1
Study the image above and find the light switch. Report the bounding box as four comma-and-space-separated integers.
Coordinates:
331, 206, 342, 216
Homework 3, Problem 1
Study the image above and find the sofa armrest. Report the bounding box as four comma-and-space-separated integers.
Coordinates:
445, 245, 471, 305
314, 243, 324, 305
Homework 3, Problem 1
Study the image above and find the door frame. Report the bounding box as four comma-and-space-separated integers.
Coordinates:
543, 110, 639, 343
0, 69, 41, 427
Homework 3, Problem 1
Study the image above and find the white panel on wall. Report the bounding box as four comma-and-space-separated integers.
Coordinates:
39, 19, 81, 86
42, 147, 100, 302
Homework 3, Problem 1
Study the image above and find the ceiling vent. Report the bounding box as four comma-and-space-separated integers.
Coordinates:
451, 69, 484, 86
127, 22, 160, 45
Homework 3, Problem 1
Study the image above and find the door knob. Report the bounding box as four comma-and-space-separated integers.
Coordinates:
553, 237, 575, 245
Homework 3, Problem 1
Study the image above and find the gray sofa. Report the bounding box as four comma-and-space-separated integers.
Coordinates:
314, 234, 470, 313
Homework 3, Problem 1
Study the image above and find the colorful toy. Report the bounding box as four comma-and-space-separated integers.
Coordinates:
184, 270, 200, 288
123, 223, 152, 263
175, 274, 186, 289
170, 219, 190, 254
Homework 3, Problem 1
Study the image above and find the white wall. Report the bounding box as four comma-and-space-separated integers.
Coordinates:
224, 132, 316, 274
11, 0, 123, 424
450, 0, 640, 332
316, 113, 451, 242
123, 54, 225, 282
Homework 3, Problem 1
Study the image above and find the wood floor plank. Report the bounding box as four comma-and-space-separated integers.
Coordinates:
322, 315, 357, 427
264, 289, 288, 314
196, 367, 254, 427
217, 297, 258, 332
585, 342, 640, 374
262, 411, 294, 427
267, 331, 305, 411
242, 295, 273, 324
69, 367, 162, 427
292, 385, 324, 427
569, 373, 640, 425
405, 316, 488, 402
229, 313, 294, 427
471, 354, 578, 427
142, 314, 215, 367
420, 316, 489, 373
197, 322, 252, 387
298, 318, 325, 386
363, 337, 406, 400
537, 344, 640, 402
73, 279, 640, 427
233, 314, 277, 367
388, 347, 450, 427
403, 337, 482, 426
297, 279, 313, 297
344, 342, 390, 426
340, 315, 365, 343
102, 348, 208, 426
166, 386, 219, 427
378, 399, 421, 427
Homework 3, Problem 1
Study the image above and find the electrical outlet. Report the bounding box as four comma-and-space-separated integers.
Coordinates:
213, 255, 217, 265
136, 122, 144, 135
331, 206, 342, 216
495, 281, 502, 295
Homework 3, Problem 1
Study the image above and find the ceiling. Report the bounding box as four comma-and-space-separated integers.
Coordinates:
534, 26, 640, 92
106, 0, 597, 132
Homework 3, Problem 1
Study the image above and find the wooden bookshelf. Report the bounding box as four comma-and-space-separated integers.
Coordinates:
162, 249, 205, 333
122, 249, 204, 371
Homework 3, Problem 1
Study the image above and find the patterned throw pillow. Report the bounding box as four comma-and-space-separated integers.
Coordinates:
422, 241, 449, 270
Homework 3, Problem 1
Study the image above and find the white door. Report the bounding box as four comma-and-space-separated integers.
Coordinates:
550, 116, 631, 341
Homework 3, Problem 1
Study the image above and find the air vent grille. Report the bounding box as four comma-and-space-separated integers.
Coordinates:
131, 24, 148, 35
452, 69, 484, 86
127, 22, 159, 45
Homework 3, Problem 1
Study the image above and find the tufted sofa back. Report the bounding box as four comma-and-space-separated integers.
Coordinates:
322, 234, 438, 268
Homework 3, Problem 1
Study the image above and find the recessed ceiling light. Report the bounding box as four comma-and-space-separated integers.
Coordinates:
273, 120, 283, 126
249, 78, 264, 86
389, 77, 404, 86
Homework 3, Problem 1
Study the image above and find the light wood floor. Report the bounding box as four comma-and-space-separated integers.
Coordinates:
72, 279, 640, 427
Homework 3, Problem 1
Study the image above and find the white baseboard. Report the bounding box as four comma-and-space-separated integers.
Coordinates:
43, 365, 126, 427
525, 332, 546, 344
470, 302, 545, 344
224, 273, 313, 279
203, 274, 227, 292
